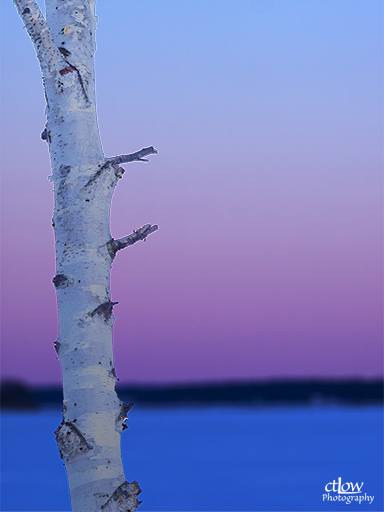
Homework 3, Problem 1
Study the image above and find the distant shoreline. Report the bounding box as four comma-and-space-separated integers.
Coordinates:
1, 378, 382, 409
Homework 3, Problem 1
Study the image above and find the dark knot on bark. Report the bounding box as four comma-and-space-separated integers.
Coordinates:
90, 301, 119, 322
52, 274, 69, 288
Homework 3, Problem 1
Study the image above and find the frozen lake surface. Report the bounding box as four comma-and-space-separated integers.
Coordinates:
1, 405, 383, 511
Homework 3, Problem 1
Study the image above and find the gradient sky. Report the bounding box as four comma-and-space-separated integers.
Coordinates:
0, 0, 383, 385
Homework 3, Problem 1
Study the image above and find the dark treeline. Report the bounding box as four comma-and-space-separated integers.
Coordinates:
0, 379, 383, 409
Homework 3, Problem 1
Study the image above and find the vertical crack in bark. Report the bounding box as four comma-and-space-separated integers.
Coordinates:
58, 57, 91, 105
71, 63, 91, 105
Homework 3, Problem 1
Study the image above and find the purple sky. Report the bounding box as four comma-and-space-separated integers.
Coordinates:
1, 0, 383, 385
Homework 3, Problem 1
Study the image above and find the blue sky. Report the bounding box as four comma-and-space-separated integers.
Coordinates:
0, 0, 382, 384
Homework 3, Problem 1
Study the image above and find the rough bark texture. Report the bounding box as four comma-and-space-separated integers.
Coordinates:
14, 1, 157, 510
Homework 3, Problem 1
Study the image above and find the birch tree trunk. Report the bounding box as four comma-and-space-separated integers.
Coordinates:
14, 1, 157, 510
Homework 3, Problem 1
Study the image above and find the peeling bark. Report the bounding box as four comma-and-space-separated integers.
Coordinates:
55, 421, 94, 461
100, 481, 142, 512
14, 1, 158, 510
115, 402, 134, 433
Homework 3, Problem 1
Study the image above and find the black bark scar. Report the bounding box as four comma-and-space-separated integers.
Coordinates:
90, 301, 119, 322
53, 274, 69, 288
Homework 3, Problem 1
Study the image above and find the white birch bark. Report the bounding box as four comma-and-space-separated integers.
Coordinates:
14, 1, 157, 510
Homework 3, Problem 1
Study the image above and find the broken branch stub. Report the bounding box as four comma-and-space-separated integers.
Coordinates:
108, 146, 158, 165
107, 224, 158, 258
84, 146, 157, 187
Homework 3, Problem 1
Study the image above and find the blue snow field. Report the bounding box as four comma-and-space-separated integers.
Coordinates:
1, 405, 383, 511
